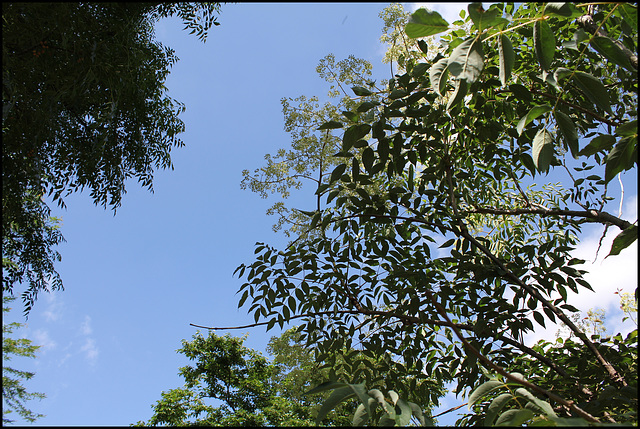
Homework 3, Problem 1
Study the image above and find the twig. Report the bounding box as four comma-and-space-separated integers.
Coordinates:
444, 165, 628, 389
421, 286, 601, 423
432, 403, 468, 418
465, 207, 632, 231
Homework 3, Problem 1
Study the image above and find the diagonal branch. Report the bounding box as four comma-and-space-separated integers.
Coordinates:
420, 285, 601, 423
465, 206, 633, 231
444, 166, 628, 389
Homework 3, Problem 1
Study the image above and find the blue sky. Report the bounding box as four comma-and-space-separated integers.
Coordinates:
4, 3, 637, 426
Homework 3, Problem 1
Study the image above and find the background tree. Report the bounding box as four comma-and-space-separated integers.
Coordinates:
2, 296, 46, 424
134, 327, 442, 426
134, 329, 351, 426
2, 2, 222, 315
233, 2, 637, 425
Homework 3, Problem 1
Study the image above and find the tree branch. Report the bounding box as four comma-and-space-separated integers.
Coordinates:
420, 285, 601, 423
465, 206, 633, 231
444, 165, 628, 389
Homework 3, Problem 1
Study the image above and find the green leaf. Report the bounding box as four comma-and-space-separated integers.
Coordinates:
409, 402, 428, 426
498, 34, 514, 86
495, 408, 535, 426
429, 57, 450, 97
533, 311, 546, 327
343, 124, 371, 150
619, 3, 638, 32
544, 3, 580, 18
485, 393, 514, 426
590, 36, 634, 71
352, 86, 373, 96
405, 8, 449, 39
532, 128, 554, 174
579, 134, 616, 157
447, 79, 468, 110
315, 386, 356, 424
411, 62, 430, 77
553, 67, 573, 82
389, 89, 408, 100
468, 380, 504, 407
330, 163, 347, 183
516, 388, 557, 418
554, 111, 579, 158
447, 38, 484, 83
357, 101, 379, 113
605, 136, 636, 183
440, 238, 456, 248
468, 3, 507, 31
342, 110, 359, 123
534, 20, 555, 71
394, 398, 413, 426
318, 120, 343, 130
509, 83, 532, 103
517, 105, 552, 136
362, 147, 375, 174
572, 71, 612, 115
615, 120, 637, 137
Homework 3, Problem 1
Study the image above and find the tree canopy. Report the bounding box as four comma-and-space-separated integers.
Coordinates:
2, 2, 222, 314
2, 297, 46, 424
231, 2, 637, 425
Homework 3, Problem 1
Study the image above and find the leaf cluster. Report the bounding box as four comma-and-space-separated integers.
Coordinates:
235, 2, 637, 426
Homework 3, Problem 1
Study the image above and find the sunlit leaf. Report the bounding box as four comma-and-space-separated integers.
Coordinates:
606, 225, 638, 258
532, 128, 554, 173
468, 380, 504, 407
485, 393, 514, 426
429, 57, 450, 97
405, 8, 449, 39
468, 3, 508, 31
517, 105, 552, 136
544, 3, 581, 18
447, 37, 484, 83
495, 408, 535, 426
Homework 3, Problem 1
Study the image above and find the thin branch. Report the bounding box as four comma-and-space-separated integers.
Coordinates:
465, 207, 633, 231
443, 163, 628, 388
421, 285, 601, 423
617, 173, 624, 218
432, 403, 468, 418
190, 309, 474, 332
529, 88, 621, 128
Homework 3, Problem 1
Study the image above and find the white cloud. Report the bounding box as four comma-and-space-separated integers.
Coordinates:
524, 194, 638, 344
80, 315, 93, 336
80, 338, 99, 365
409, 2, 469, 23
42, 291, 64, 323
31, 329, 56, 353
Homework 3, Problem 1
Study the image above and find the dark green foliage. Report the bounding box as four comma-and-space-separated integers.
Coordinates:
2, 3, 222, 314
236, 2, 637, 426
2, 297, 46, 424
133, 329, 355, 426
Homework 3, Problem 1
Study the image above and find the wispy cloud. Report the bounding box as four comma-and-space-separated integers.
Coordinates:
80, 338, 99, 366
524, 194, 638, 344
80, 315, 93, 336
42, 291, 64, 323
409, 2, 469, 23
31, 329, 57, 353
